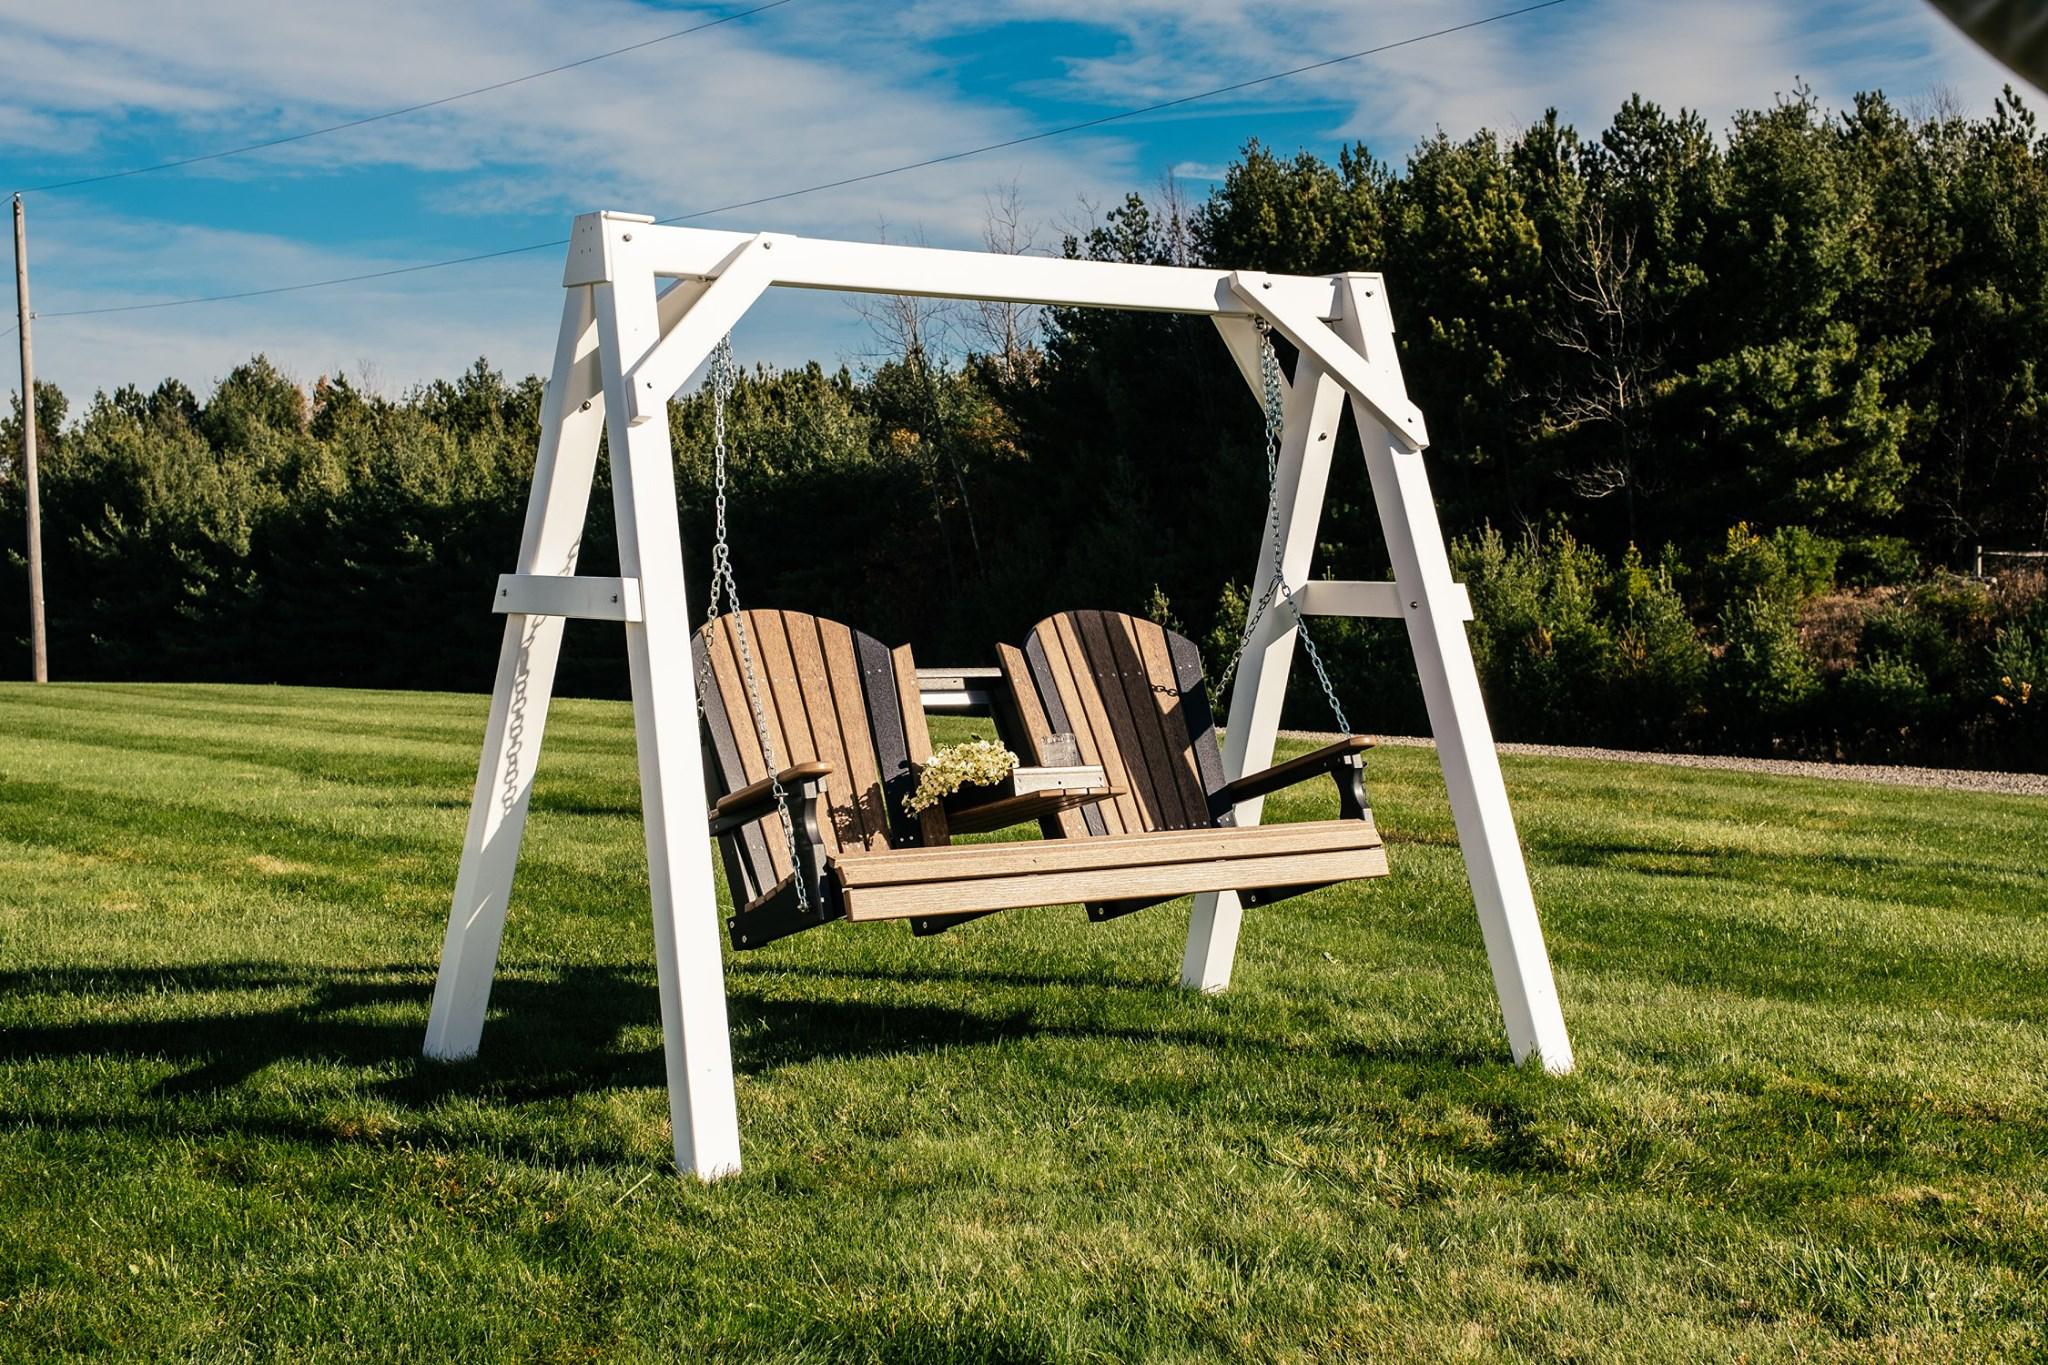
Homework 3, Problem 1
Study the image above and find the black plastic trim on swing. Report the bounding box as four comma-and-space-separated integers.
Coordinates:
909, 909, 1002, 937
727, 874, 841, 950
1238, 882, 1336, 910
693, 633, 777, 896
1086, 896, 1169, 923
857, 630, 925, 847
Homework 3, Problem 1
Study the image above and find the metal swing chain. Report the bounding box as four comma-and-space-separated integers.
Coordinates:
1214, 321, 1351, 735
696, 336, 809, 911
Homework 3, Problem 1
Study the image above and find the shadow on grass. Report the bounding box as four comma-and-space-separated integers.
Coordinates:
730, 958, 1180, 995
0, 959, 1504, 1168
1538, 834, 2031, 904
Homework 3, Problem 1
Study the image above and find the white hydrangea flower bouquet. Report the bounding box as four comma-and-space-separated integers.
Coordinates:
905, 738, 1019, 814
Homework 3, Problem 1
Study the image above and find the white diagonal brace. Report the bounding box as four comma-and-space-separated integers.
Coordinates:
1330, 272, 1572, 1073
1210, 314, 1269, 395
1181, 336, 1349, 993
625, 233, 777, 426
1230, 270, 1428, 452
425, 285, 606, 1061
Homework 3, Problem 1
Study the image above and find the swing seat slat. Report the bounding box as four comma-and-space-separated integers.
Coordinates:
833, 820, 1385, 921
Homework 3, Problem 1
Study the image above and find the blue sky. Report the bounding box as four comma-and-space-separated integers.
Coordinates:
0, 0, 2024, 404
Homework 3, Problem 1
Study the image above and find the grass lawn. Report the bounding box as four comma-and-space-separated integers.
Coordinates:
0, 681, 2043, 1361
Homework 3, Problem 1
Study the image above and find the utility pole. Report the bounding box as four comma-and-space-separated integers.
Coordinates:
13, 194, 46, 682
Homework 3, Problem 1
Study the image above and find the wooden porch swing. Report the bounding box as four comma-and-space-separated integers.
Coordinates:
695, 317, 1385, 952
695, 607, 1386, 951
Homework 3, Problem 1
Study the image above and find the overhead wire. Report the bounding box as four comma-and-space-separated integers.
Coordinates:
9, 0, 800, 196
30, 0, 1575, 322
662, 0, 1574, 221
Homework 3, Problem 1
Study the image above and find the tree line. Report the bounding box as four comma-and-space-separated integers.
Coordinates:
3, 86, 2045, 768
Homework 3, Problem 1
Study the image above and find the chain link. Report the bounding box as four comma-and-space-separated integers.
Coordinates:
1214, 322, 1351, 735
696, 336, 808, 911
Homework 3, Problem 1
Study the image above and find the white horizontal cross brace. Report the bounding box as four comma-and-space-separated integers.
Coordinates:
494, 573, 644, 622
1290, 579, 1473, 622
581, 218, 1363, 428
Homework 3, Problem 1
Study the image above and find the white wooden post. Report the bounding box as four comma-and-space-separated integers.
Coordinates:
423, 286, 605, 1060
594, 232, 750, 1179
1330, 274, 1572, 1072
424, 213, 755, 1177
1182, 321, 1350, 991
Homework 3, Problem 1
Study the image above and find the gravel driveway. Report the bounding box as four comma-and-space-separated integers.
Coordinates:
1285, 732, 2048, 799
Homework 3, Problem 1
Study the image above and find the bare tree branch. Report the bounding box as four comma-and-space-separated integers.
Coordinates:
1537, 202, 1668, 538
965, 179, 1045, 383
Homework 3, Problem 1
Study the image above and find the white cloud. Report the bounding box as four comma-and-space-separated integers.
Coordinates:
0, 0, 1146, 399
1, 0, 1139, 233
894, 0, 2024, 151
17, 200, 891, 404
1, 0, 2030, 404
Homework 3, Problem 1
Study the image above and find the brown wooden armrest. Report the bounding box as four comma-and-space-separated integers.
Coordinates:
1218, 736, 1373, 805
709, 761, 833, 825
940, 765, 1114, 835
944, 785, 1124, 836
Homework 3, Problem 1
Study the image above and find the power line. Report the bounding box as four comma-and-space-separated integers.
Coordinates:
663, 0, 1576, 221
33, 0, 1574, 322
40, 242, 567, 319
11, 0, 798, 196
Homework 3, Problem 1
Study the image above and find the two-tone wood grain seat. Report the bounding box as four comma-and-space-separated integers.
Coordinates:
694, 609, 1115, 947
693, 609, 940, 946
993, 609, 1388, 922
694, 608, 1386, 950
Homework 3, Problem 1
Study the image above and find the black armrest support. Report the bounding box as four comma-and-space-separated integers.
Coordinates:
1216, 736, 1374, 817
711, 761, 835, 930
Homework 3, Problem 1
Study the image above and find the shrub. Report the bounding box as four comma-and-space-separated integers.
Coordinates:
1701, 523, 1841, 614
1454, 526, 1623, 743
1716, 591, 1821, 744
1204, 580, 1251, 682
1609, 545, 1710, 742
1987, 604, 2048, 771
1834, 653, 1935, 755
1856, 574, 1996, 714
1908, 573, 1998, 644
1858, 603, 1962, 692
1143, 583, 1185, 637
1838, 535, 1920, 587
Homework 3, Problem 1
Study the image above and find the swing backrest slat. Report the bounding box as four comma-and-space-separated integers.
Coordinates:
694, 610, 940, 900
1000, 610, 1227, 836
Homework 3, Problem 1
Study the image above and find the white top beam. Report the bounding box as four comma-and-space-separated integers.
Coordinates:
599, 219, 1351, 321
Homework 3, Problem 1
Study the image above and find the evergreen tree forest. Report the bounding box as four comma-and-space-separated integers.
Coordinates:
4, 88, 2046, 767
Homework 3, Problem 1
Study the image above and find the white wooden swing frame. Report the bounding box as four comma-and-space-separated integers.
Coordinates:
423, 211, 1574, 1180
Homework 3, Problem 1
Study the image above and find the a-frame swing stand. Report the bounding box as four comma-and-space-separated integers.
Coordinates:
423, 212, 1574, 1180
